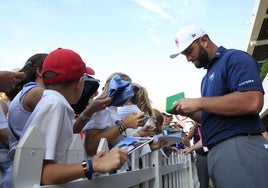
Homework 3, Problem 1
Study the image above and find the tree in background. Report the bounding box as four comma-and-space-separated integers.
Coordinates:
260, 59, 268, 80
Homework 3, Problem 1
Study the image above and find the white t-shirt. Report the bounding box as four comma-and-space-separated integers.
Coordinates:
82, 106, 123, 155
118, 105, 142, 137
83, 106, 120, 130
3, 89, 74, 188
22, 89, 74, 163
117, 105, 140, 119
118, 105, 152, 157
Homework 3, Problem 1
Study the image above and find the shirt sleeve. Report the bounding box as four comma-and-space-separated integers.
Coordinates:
24, 101, 65, 160
227, 51, 264, 92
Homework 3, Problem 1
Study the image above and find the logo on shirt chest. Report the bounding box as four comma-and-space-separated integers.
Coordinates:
209, 72, 215, 81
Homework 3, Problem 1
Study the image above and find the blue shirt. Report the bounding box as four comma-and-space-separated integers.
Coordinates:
201, 46, 265, 146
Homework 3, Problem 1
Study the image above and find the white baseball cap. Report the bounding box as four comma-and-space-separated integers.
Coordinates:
170, 25, 206, 58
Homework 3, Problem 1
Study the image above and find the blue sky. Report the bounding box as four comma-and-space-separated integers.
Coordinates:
0, 0, 256, 110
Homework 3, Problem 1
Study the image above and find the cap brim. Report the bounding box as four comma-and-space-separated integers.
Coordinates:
83, 74, 100, 83
170, 53, 180, 59
86, 67, 95, 75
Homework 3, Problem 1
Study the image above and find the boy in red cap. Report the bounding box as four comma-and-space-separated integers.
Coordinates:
6, 48, 130, 187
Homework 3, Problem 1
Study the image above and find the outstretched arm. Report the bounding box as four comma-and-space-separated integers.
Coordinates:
182, 139, 203, 155
73, 96, 112, 133
41, 148, 128, 185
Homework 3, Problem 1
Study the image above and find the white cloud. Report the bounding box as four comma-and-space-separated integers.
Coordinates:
134, 0, 176, 22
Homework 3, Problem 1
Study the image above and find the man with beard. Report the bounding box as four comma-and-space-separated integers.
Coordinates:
170, 25, 268, 188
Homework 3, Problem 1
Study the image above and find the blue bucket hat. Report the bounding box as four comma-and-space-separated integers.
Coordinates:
107, 74, 134, 106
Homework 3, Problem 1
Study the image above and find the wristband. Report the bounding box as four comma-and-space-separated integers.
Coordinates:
115, 120, 126, 136
87, 159, 93, 180
81, 160, 93, 180
80, 113, 91, 123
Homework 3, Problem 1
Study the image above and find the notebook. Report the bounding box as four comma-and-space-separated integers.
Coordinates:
115, 137, 153, 154
153, 131, 183, 146
166, 92, 185, 114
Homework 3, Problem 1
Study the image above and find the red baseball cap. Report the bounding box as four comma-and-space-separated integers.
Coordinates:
42, 48, 95, 84
86, 67, 95, 75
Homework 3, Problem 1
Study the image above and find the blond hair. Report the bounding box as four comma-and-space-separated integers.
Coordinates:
129, 83, 153, 116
